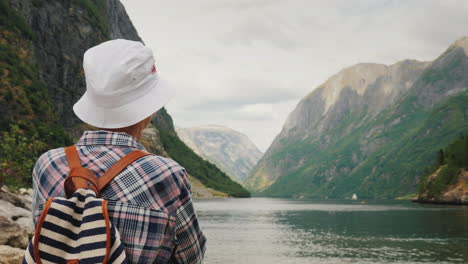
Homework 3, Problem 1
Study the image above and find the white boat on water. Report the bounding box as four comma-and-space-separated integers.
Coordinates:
351, 193, 358, 200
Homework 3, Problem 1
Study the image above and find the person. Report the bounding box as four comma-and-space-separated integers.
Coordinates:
31, 39, 206, 263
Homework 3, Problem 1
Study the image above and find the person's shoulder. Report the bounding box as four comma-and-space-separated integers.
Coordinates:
34, 147, 66, 170
136, 154, 191, 211
140, 154, 185, 171
138, 154, 188, 181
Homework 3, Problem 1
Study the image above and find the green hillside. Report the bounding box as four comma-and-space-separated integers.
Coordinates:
159, 129, 250, 197
253, 41, 468, 199
418, 132, 468, 201
0, 0, 71, 187
151, 107, 251, 197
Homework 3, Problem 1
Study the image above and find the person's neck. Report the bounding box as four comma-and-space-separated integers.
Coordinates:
102, 128, 142, 140
97, 116, 152, 140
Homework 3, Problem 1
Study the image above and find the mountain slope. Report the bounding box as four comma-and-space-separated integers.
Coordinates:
159, 125, 250, 197
247, 37, 468, 199
0, 0, 249, 197
176, 125, 263, 183
417, 132, 468, 204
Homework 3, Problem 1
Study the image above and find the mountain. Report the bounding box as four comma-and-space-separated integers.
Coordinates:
0, 0, 249, 197
176, 125, 263, 183
417, 132, 468, 204
246, 37, 468, 199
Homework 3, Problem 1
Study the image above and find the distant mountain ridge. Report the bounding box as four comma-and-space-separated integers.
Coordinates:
246, 37, 468, 199
176, 125, 263, 183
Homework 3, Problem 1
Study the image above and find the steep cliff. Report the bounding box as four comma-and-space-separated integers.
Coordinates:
177, 125, 263, 183
7, 0, 142, 131
247, 37, 468, 199
0, 0, 249, 197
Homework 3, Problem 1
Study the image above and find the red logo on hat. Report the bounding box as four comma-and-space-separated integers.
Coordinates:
151, 64, 157, 75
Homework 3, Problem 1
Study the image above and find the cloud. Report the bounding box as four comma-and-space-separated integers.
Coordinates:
121, 0, 468, 151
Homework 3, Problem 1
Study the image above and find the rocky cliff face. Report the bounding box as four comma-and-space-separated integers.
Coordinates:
176, 125, 263, 183
247, 59, 429, 191
8, 0, 140, 130
281, 60, 429, 142
418, 168, 468, 205
247, 37, 468, 198
0, 0, 247, 198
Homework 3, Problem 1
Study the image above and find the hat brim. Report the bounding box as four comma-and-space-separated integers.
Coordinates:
73, 78, 175, 129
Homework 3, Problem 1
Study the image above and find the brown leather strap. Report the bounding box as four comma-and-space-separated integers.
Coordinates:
64, 167, 100, 198
65, 145, 81, 169
64, 145, 99, 198
98, 150, 152, 192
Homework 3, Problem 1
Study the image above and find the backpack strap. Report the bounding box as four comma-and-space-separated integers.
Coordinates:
97, 150, 152, 192
64, 145, 152, 197
64, 146, 100, 198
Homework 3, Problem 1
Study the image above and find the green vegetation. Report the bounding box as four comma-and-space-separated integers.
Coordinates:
0, 2, 72, 188
0, 125, 47, 186
72, 0, 109, 37
29, 0, 108, 37
1, 1, 244, 198
259, 89, 468, 199
418, 132, 468, 199
159, 129, 250, 198
254, 46, 468, 199
420, 47, 464, 85
0, 0, 33, 38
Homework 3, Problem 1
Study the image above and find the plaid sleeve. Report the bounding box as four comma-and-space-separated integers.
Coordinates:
31, 157, 41, 225
172, 169, 207, 264
31, 151, 49, 225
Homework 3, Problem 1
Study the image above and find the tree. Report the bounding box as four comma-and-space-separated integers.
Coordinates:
436, 149, 445, 166
464, 135, 468, 169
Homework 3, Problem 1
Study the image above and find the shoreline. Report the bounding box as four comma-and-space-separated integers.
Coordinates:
411, 199, 468, 206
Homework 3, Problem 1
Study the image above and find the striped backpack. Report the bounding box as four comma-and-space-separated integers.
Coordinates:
23, 145, 151, 264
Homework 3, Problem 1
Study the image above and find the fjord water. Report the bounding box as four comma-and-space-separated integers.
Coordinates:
195, 198, 468, 264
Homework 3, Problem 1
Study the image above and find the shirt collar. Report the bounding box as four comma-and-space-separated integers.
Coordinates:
76, 130, 146, 150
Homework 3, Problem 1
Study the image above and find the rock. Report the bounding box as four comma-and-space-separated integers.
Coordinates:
8, 0, 143, 130
418, 169, 468, 205
0, 188, 32, 210
19, 195, 32, 211
141, 127, 169, 157
0, 200, 30, 220
0, 245, 24, 264
188, 175, 228, 199
0, 216, 29, 249
15, 218, 34, 238
0, 189, 26, 209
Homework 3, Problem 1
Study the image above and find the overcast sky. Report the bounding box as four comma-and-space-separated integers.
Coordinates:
120, 0, 468, 152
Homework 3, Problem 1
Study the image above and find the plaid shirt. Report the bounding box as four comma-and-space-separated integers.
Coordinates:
32, 130, 206, 264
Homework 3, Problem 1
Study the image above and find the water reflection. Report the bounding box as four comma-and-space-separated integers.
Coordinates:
195, 198, 468, 264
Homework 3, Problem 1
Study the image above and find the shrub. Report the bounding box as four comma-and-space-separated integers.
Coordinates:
0, 124, 48, 187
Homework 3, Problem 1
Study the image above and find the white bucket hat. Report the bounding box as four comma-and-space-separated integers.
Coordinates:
73, 39, 175, 128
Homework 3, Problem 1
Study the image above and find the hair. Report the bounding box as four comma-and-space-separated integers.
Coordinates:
99, 115, 153, 140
